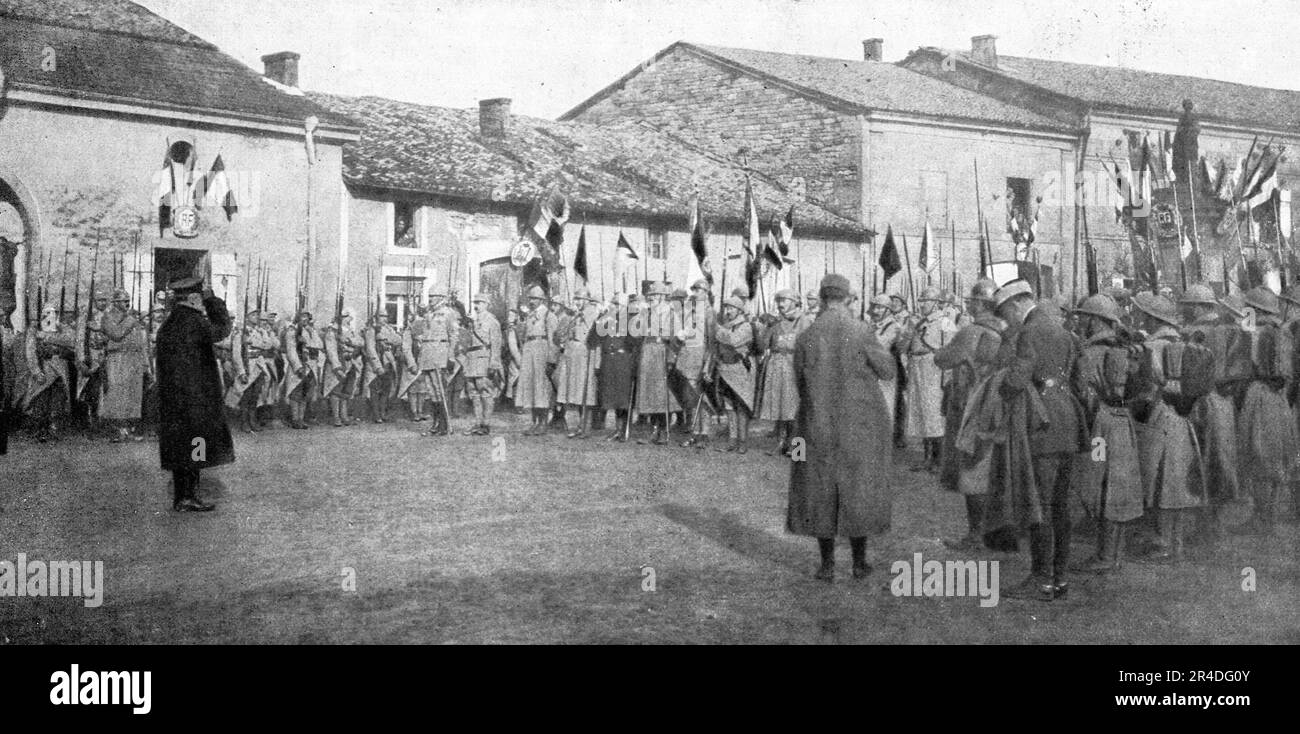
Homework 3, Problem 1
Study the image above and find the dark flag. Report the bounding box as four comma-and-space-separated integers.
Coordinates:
774, 206, 794, 258
762, 232, 783, 270
688, 196, 713, 285
745, 253, 762, 300
1085, 241, 1099, 295
878, 225, 901, 280
616, 231, 638, 263
541, 220, 564, 274
573, 225, 589, 282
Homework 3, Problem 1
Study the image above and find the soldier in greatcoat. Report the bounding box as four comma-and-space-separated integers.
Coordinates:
902, 286, 958, 471
324, 307, 366, 427
758, 289, 813, 455
155, 277, 233, 512
635, 282, 681, 445
712, 295, 756, 454
282, 309, 325, 429
787, 274, 895, 582
1233, 286, 1296, 536
516, 286, 558, 435
1068, 294, 1143, 573
363, 309, 403, 424
99, 288, 147, 441
1130, 292, 1207, 563
23, 304, 75, 443
676, 279, 716, 449
933, 278, 1004, 551
555, 288, 601, 438
868, 294, 902, 426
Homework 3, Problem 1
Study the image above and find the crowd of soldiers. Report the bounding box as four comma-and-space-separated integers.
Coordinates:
4, 269, 1297, 586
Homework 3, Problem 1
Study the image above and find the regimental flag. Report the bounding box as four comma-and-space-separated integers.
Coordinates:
155, 149, 174, 234
1134, 137, 1153, 212
1218, 157, 1242, 202
918, 219, 936, 278
688, 195, 713, 286
745, 251, 762, 300
573, 225, 589, 283
774, 206, 794, 259
742, 177, 760, 258
616, 231, 638, 262
878, 225, 901, 280
542, 217, 565, 274
199, 154, 239, 220
1246, 150, 1282, 210
528, 185, 569, 241
762, 229, 784, 270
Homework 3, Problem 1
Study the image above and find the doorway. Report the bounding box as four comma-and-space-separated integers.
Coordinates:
154, 247, 206, 294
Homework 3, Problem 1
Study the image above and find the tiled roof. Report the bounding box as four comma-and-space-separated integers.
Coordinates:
308, 92, 869, 237
0, 1, 355, 130
565, 42, 1073, 133
927, 48, 1300, 132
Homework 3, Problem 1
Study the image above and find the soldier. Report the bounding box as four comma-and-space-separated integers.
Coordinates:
712, 295, 756, 453
141, 303, 168, 437
989, 280, 1088, 602
676, 279, 716, 449
401, 297, 457, 435
460, 293, 503, 435
902, 286, 958, 472
548, 294, 574, 429
282, 309, 325, 430
22, 304, 76, 442
887, 293, 910, 449
1068, 293, 1143, 573
98, 289, 148, 442
1130, 292, 1207, 563
758, 289, 813, 455
1180, 284, 1240, 545
363, 309, 402, 423
787, 274, 895, 581
867, 294, 902, 433
803, 291, 820, 317
516, 286, 558, 435
1233, 286, 1296, 536
597, 296, 638, 441
556, 288, 601, 438
504, 308, 523, 404
934, 278, 1005, 551
324, 307, 365, 427
225, 310, 267, 433
635, 282, 681, 445
76, 290, 110, 433
254, 310, 282, 427
441, 295, 468, 419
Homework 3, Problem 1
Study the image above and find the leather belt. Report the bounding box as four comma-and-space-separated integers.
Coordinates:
526, 336, 549, 342
464, 345, 485, 353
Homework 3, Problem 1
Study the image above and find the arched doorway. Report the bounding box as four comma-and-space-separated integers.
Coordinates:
0, 170, 42, 330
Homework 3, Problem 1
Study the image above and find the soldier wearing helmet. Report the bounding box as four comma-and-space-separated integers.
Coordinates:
866, 294, 902, 425
98, 288, 148, 442
901, 285, 957, 472
676, 279, 716, 448
363, 307, 403, 425
757, 288, 813, 456
1130, 292, 1205, 563
324, 306, 366, 427
516, 285, 559, 435
933, 278, 1004, 551
555, 287, 601, 438
1179, 283, 1240, 539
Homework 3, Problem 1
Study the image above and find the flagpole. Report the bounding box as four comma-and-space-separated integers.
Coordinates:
901, 233, 916, 311
1186, 160, 1204, 283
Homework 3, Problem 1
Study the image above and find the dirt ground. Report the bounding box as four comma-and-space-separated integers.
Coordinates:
1, 410, 1296, 644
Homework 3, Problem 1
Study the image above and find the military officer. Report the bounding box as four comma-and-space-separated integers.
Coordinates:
990, 280, 1087, 602
363, 309, 403, 423
459, 293, 503, 435
402, 297, 457, 435
867, 294, 902, 432
634, 283, 681, 445
282, 309, 326, 429
758, 288, 813, 455
516, 286, 558, 435
933, 278, 1005, 550
598, 296, 638, 442
556, 288, 601, 438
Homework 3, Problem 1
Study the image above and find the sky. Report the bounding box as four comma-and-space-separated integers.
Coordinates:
137, 0, 1300, 119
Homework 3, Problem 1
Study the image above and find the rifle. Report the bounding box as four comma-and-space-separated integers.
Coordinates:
85, 241, 100, 367
131, 231, 140, 313
241, 255, 251, 366
58, 237, 70, 317
72, 254, 82, 319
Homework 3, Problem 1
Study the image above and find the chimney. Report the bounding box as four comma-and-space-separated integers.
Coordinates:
479, 98, 511, 140
862, 38, 883, 62
971, 35, 998, 67
261, 51, 301, 87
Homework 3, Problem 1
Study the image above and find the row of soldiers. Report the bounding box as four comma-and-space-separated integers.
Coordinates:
925, 276, 1299, 600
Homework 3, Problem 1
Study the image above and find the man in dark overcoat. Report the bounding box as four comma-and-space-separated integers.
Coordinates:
156, 277, 234, 512
786, 274, 896, 582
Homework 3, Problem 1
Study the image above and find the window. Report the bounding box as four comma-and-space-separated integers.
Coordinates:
393, 202, 418, 249
648, 228, 667, 260
919, 171, 949, 223
384, 275, 425, 325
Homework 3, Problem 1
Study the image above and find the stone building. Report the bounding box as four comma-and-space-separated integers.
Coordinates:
901, 36, 1300, 290
561, 40, 1081, 296
306, 89, 867, 326
0, 0, 358, 329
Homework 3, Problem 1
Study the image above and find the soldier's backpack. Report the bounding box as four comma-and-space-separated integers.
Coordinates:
1253, 323, 1294, 383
